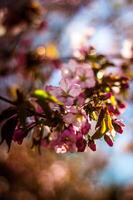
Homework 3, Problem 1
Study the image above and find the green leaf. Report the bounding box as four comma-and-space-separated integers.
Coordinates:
32, 89, 63, 105
33, 89, 49, 99
49, 95, 63, 105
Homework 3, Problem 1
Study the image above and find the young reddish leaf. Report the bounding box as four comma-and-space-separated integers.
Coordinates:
112, 120, 124, 134
36, 99, 52, 117
96, 108, 105, 128
104, 135, 113, 147
0, 116, 18, 150
13, 123, 36, 145
76, 137, 87, 152
117, 99, 126, 109
88, 139, 96, 151
100, 92, 112, 100
92, 127, 103, 140
18, 103, 27, 132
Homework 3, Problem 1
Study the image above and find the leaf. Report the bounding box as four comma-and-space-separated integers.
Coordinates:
16, 92, 34, 131
88, 139, 96, 151
49, 95, 63, 105
32, 89, 63, 105
112, 120, 124, 134
31, 125, 44, 154
106, 113, 113, 131
102, 61, 115, 69
25, 101, 36, 117
92, 128, 103, 140
96, 108, 105, 128
17, 103, 27, 132
0, 107, 17, 123
101, 118, 107, 134
104, 135, 113, 147
32, 89, 49, 99
91, 111, 98, 120
110, 95, 116, 106
36, 99, 52, 117
0, 116, 18, 150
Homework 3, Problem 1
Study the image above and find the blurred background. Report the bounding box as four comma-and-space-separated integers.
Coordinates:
0, 0, 133, 199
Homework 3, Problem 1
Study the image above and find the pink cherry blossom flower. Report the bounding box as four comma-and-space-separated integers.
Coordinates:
41, 126, 76, 153
75, 63, 95, 89
46, 78, 81, 106
60, 78, 81, 98
54, 125, 77, 153
63, 106, 90, 130
61, 60, 95, 89
76, 92, 85, 105
61, 60, 77, 79
59, 125, 76, 143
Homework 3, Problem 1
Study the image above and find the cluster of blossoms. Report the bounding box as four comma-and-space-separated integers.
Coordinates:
0, 48, 129, 153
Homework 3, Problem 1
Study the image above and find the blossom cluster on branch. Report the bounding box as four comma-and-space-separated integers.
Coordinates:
0, 47, 129, 153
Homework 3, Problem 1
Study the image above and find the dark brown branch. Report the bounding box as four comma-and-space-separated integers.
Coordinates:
0, 95, 16, 105
0, 95, 46, 118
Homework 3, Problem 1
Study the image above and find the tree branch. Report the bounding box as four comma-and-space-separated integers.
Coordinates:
0, 95, 16, 105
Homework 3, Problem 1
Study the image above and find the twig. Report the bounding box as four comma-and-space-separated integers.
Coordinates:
0, 95, 46, 119
0, 95, 16, 105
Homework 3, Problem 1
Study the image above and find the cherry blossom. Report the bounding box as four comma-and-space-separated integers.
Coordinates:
54, 125, 77, 153
61, 61, 95, 89
75, 63, 95, 89
46, 78, 81, 106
